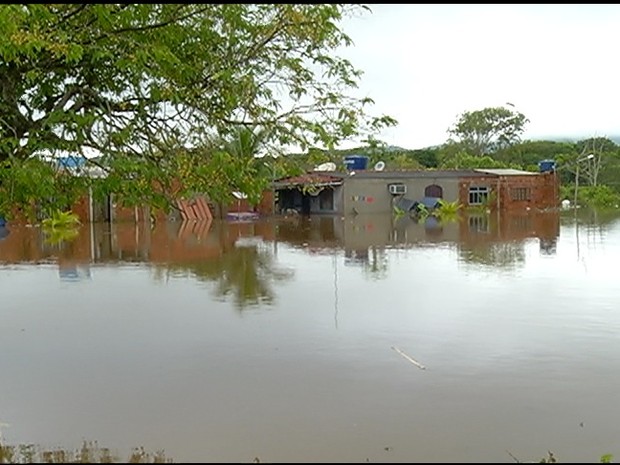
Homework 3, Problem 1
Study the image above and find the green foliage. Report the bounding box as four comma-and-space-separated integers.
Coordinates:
434, 199, 462, 217
41, 210, 81, 245
575, 137, 618, 155
414, 202, 430, 219
575, 185, 620, 209
600, 454, 614, 463
0, 157, 87, 220
447, 105, 529, 156
410, 147, 440, 168
0, 4, 396, 212
495, 140, 578, 169
439, 152, 519, 170
41, 210, 81, 229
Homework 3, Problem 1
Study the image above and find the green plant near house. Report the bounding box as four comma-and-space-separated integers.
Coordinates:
41, 210, 81, 245
415, 202, 430, 219
433, 199, 462, 223
41, 210, 81, 229
434, 199, 462, 215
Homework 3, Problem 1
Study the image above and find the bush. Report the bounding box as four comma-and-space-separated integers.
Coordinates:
561, 185, 620, 209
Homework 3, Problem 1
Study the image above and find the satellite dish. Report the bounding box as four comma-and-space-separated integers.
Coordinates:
314, 162, 336, 172
374, 161, 385, 171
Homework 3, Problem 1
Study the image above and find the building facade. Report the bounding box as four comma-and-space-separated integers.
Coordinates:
273, 168, 559, 215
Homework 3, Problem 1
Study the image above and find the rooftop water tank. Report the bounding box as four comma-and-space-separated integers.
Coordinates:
344, 155, 369, 171
538, 159, 556, 173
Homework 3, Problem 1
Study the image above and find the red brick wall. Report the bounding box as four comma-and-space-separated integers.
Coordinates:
458, 173, 559, 211
499, 172, 559, 210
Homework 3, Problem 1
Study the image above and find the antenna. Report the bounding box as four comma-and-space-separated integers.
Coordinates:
374, 161, 385, 171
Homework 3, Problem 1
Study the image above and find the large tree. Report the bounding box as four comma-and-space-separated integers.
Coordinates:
447, 104, 529, 156
0, 4, 395, 216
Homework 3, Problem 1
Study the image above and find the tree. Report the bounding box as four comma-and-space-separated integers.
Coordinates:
0, 4, 396, 216
494, 140, 578, 171
574, 137, 619, 187
447, 104, 529, 156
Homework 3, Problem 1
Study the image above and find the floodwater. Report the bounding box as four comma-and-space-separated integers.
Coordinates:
0, 209, 619, 463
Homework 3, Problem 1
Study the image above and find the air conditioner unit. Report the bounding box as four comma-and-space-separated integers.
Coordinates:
389, 183, 407, 195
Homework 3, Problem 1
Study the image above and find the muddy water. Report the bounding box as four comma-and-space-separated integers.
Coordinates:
0, 209, 619, 463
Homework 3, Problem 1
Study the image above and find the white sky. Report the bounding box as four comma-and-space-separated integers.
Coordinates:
338, 4, 620, 149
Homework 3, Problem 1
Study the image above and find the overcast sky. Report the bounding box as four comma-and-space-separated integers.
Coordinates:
337, 4, 620, 150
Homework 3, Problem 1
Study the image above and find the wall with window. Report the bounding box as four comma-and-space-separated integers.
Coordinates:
459, 173, 558, 211
459, 177, 498, 210
498, 173, 559, 211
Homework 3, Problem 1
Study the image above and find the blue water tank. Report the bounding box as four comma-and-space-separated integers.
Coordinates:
344, 155, 369, 171
538, 159, 556, 173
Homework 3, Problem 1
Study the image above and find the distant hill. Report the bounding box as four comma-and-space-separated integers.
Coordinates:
329, 135, 620, 155
525, 134, 620, 145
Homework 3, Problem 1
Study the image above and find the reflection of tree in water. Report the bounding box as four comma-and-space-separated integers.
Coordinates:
459, 241, 526, 269
0, 440, 172, 463
156, 241, 294, 310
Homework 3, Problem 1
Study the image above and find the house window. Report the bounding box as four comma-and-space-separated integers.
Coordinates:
424, 184, 443, 198
511, 187, 531, 201
468, 186, 489, 205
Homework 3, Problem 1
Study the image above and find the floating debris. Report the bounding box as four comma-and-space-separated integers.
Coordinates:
391, 346, 426, 370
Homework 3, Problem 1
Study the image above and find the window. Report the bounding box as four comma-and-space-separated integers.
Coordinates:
468, 186, 489, 205
424, 184, 443, 198
511, 187, 531, 201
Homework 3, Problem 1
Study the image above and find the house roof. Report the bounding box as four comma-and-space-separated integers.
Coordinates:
345, 169, 485, 179
273, 172, 345, 188
474, 168, 537, 176
273, 168, 541, 187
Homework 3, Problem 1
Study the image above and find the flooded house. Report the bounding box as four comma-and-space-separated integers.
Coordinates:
273, 156, 559, 215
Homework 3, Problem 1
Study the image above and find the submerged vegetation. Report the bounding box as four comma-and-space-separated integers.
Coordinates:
0, 439, 614, 463
0, 440, 172, 463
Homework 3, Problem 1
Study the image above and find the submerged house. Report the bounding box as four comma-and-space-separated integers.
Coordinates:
273, 159, 559, 215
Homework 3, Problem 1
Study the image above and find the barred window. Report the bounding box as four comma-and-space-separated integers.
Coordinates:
468, 186, 489, 205
511, 187, 531, 201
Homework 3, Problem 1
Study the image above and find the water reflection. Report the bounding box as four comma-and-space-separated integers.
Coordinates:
0, 209, 563, 293
0, 210, 566, 314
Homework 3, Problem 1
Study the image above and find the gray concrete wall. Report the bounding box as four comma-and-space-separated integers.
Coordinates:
343, 176, 462, 214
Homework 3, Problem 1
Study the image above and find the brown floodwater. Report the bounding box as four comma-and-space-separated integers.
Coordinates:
0, 209, 619, 463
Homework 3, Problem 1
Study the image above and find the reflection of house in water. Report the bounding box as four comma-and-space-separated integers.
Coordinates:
272, 209, 561, 270
0, 207, 561, 281
459, 210, 560, 260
